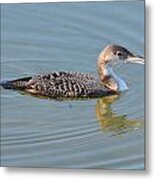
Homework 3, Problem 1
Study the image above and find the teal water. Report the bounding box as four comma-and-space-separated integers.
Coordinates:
1, 1, 145, 169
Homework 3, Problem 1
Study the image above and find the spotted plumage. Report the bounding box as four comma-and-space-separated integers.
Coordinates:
5, 72, 111, 98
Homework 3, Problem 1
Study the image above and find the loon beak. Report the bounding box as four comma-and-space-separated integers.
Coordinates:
126, 54, 145, 65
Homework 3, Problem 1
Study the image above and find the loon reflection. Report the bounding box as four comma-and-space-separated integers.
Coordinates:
96, 95, 143, 135
0, 44, 144, 99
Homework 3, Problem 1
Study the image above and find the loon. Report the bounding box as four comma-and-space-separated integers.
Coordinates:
0, 45, 144, 99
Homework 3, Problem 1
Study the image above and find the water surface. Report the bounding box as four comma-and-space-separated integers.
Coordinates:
1, 1, 144, 169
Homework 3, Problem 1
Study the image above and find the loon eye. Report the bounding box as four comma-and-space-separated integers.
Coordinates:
116, 51, 122, 56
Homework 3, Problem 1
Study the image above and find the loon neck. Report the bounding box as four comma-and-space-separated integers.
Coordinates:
97, 63, 128, 92
106, 66, 128, 92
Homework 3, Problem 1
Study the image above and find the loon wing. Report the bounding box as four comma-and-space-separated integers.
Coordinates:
1, 72, 113, 98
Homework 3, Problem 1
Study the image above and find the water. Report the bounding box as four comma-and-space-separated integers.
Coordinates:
1, 1, 145, 169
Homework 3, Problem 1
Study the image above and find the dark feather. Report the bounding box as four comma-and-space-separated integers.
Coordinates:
1, 72, 114, 98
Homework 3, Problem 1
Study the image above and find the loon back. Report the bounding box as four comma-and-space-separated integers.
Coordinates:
0, 72, 114, 99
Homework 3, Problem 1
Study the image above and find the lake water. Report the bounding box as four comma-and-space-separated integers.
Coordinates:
1, 1, 145, 169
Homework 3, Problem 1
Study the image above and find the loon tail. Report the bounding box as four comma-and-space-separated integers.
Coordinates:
0, 77, 32, 90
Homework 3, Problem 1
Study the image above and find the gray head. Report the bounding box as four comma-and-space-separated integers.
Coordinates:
97, 45, 144, 92
98, 44, 144, 66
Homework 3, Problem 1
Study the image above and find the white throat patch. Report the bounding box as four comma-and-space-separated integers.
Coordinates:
107, 66, 128, 92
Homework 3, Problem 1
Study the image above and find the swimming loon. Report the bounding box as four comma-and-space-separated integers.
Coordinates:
0, 45, 144, 99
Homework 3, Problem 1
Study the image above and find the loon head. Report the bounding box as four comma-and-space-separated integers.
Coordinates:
97, 44, 144, 92
98, 44, 145, 67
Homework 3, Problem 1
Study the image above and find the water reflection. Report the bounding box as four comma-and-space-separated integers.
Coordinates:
19, 91, 143, 136
95, 95, 144, 135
